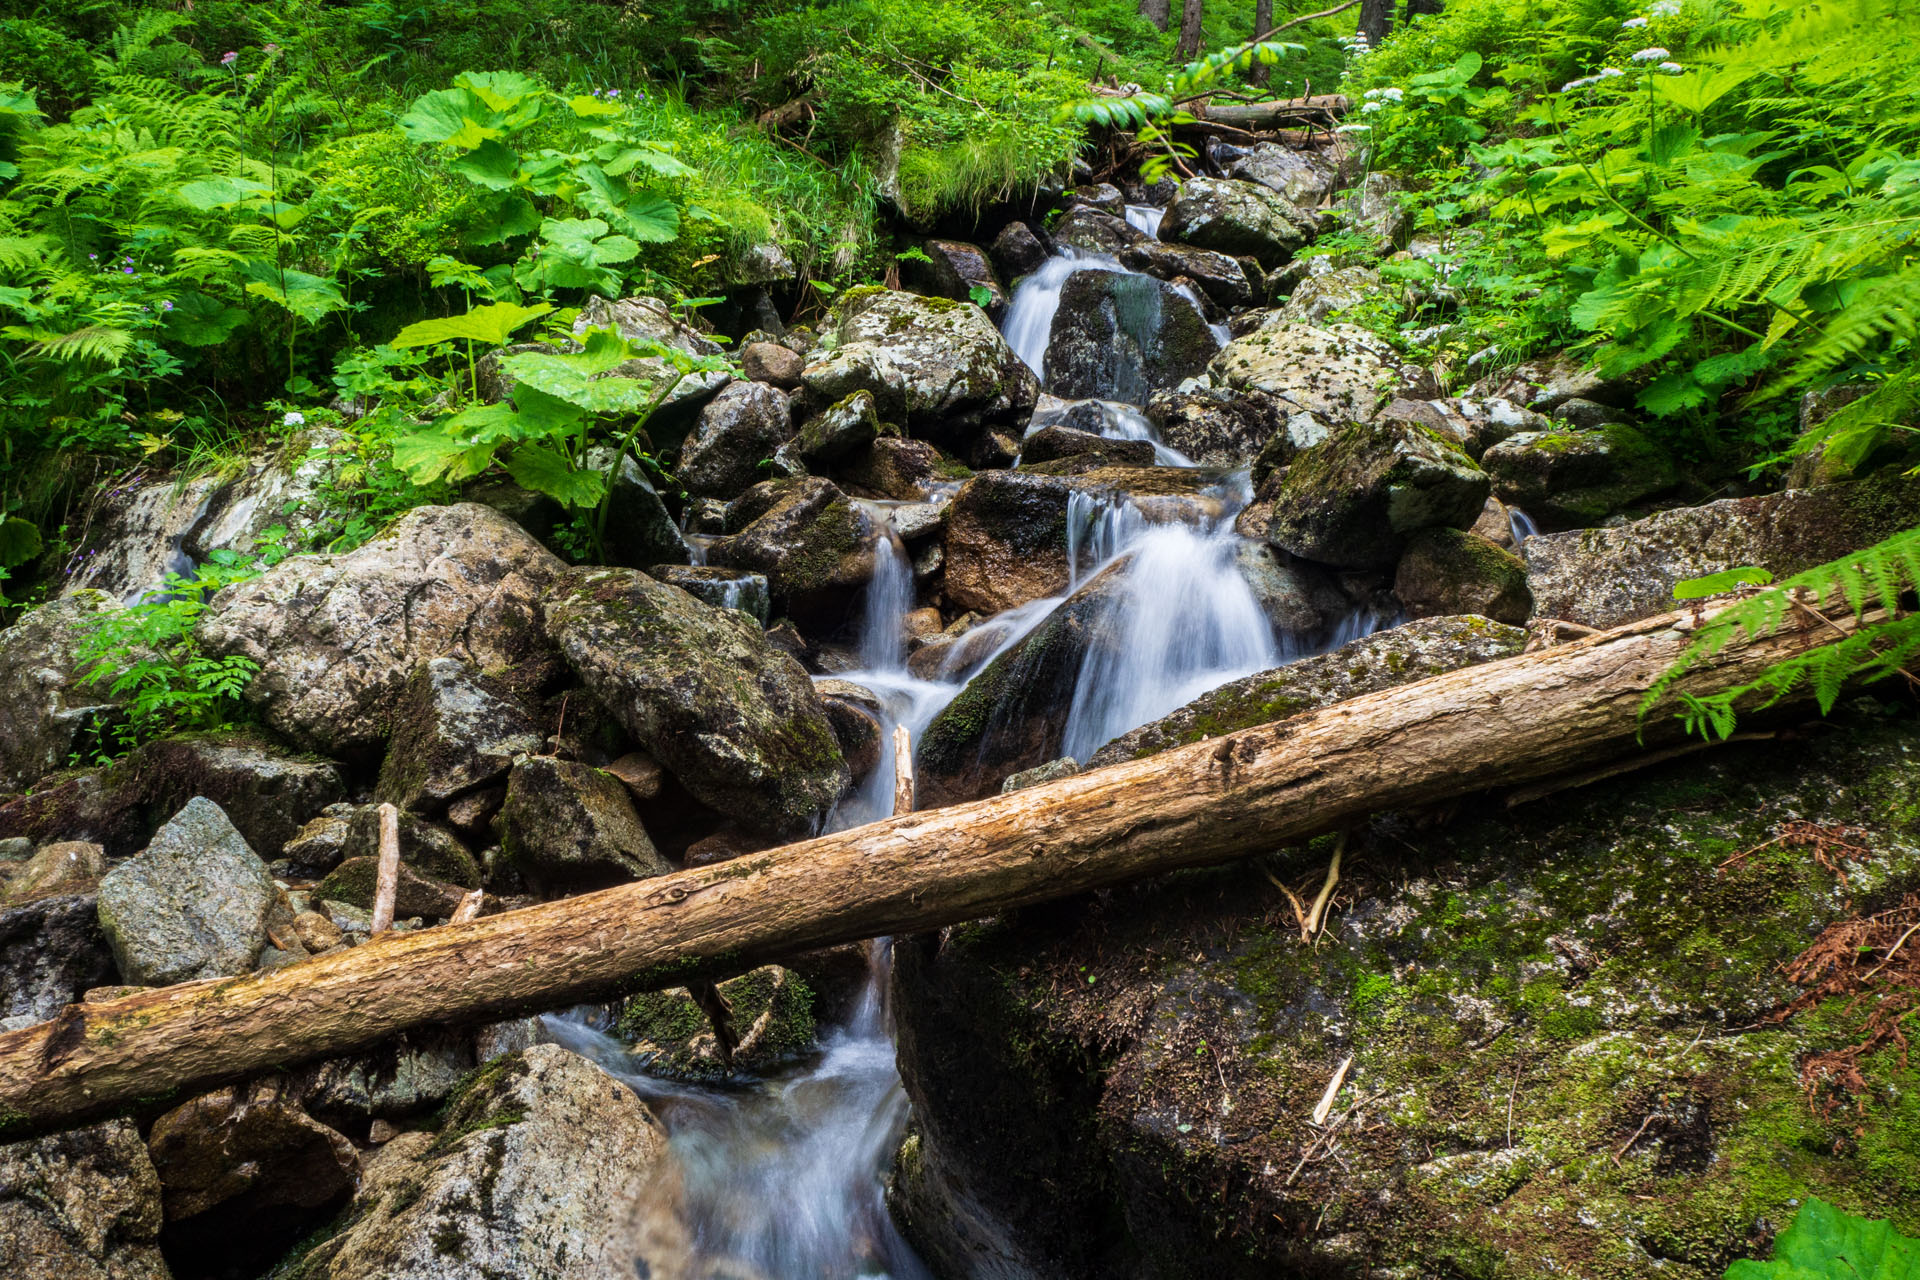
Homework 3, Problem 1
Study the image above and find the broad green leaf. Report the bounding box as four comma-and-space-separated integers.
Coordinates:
438, 401, 535, 445
0, 285, 32, 309
505, 443, 605, 508
0, 516, 42, 568
1653, 67, 1751, 115
1722, 1198, 1918, 1280
502, 329, 656, 413
569, 95, 624, 118
618, 193, 679, 244
388, 301, 553, 349
464, 192, 542, 246
176, 176, 269, 210
399, 87, 498, 149
1674, 566, 1774, 600
602, 145, 694, 179
240, 263, 347, 324
507, 383, 589, 436
540, 216, 640, 267
447, 138, 523, 190
390, 429, 499, 485
457, 71, 545, 114
163, 291, 251, 346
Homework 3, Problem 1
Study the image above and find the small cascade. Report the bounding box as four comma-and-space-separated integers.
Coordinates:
1124, 204, 1166, 238
1000, 248, 1117, 376
858, 531, 915, 672
1508, 507, 1540, 547
1028, 397, 1195, 467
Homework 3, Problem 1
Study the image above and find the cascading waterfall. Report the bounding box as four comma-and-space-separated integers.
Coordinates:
1124, 203, 1166, 238
1000, 248, 1118, 376
1508, 507, 1540, 547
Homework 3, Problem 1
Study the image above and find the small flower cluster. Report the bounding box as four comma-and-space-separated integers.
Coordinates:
220, 51, 238, 66
1623, 15, 1650, 27
283, 411, 306, 427
1561, 66, 1626, 92
1362, 87, 1404, 102
1337, 33, 1371, 57
1630, 46, 1672, 62
588, 87, 623, 99
1649, 0, 1682, 15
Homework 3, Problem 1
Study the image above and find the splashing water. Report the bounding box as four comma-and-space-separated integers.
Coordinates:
999, 248, 1118, 376
1508, 506, 1540, 547
1124, 204, 1166, 238
858, 532, 916, 673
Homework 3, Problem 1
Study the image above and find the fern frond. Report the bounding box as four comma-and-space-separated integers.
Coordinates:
21, 324, 137, 367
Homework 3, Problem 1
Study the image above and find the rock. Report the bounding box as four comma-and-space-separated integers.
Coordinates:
1394, 528, 1533, 625
1086, 615, 1525, 767
1482, 425, 1680, 525
1551, 395, 1634, 429
126, 731, 350, 856
1223, 141, 1340, 206
600, 456, 691, 569
835, 436, 969, 502
1414, 395, 1552, 459
990, 221, 1049, 279
296, 1028, 476, 1121
3, 840, 105, 903
707, 476, 875, 614
814, 679, 885, 781
1524, 472, 1920, 629
497, 755, 672, 885
1001, 758, 1080, 793
1273, 263, 1385, 324
314, 857, 470, 920
1469, 350, 1638, 413
793, 389, 892, 463
1020, 425, 1155, 468
1145, 387, 1297, 469
1234, 542, 1344, 636
181, 430, 350, 563
729, 241, 796, 285
283, 804, 479, 886
1066, 182, 1125, 214
1341, 169, 1411, 250
0, 893, 116, 1031
0, 837, 29, 863
674, 380, 794, 500
96, 797, 274, 986
571, 293, 730, 410
800, 287, 1038, 452
645, 564, 771, 624
1160, 176, 1316, 269
291, 1044, 670, 1280
1043, 269, 1222, 402
897, 714, 1920, 1279
901, 238, 1008, 314
1121, 240, 1254, 310
683, 826, 776, 867
196, 504, 565, 758
617, 965, 818, 1080
0, 1120, 169, 1280
374, 659, 544, 816
0, 592, 123, 793
741, 340, 805, 388
1209, 322, 1422, 421
293, 910, 343, 952
1265, 415, 1492, 569
59, 470, 222, 603
1050, 206, 1143, 255
545, 567, 849, 838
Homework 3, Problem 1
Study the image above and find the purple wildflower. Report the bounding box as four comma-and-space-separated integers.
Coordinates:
220, 51, 238, 66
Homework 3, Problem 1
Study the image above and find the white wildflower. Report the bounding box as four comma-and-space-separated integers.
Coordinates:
1364, 87, 1383, 99
1631, 46, 1671, 62
1622, 16, 1649, 27
1649, 0, 1681, 15
1658, 61, 1685, 73
282, 410, 306, 427
1381, 87, 1404, 101
1362, 100, 1384, 113
1597, 66, 1626, 78
1334, 123, 1373, 133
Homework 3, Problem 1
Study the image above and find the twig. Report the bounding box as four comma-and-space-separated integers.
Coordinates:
1862, 920, 1920, 982
1613, 1113, 1660, 1165
369, 803, 401, 935
1505, 1058, 1521, 1148
892, 723, 915, 817
1302, 831, 1346, 940
1312, 1054, 1354, 1125
450, 890, 485, 925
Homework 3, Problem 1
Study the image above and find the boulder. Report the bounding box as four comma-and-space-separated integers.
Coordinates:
96, 797, 275, 986
1394, 528, 1533, 625
901, 238, 1009, 314
544, 567, 849, 838
1001, 757, 1081, 793
1145, 387, 1298, 469
674, 380, 794, 500
1121, 240, 1254, 310
1412, 395, 1552, 459
121, 731, 349, 857
600, 456, 691, 569
570, 293, 730, 410
281, 803, 480, 886
1066, 182, 1126, 214
196, 504, 565, 758
1209, 322, 1422, 421
645, 564, 771, 624
792, 389, 892, 463
58, 470, 222, 603
835, 436, 969, 502
1234, 542, 1345, 637
295, 1027, 477, 1121
1159, 176, 1316, 269
288, 1044, 670, 1280
1273, 263, 1386, 324
990, 221, 1049, 279
314, 856, 470, 920
1341, 169, 1412, 250
180, 430, 350, 563
0, 1120, 169, 1280
1020, 425, 1155, 468
617, 964, 818, 1080
1468, 350, 1639, 413
1265, 416, 1492, 569
1050, 206, 1143, 255
799, 288, 1038, 451
741, 340, 805, 388
814, 679, 885, 782
0, 592, 123, 794
1482, 425, 1680, 525
1524, 473, 1920, 629
707, 476, 876, 613
1043, 269, 1222, 402
1222, 141, 1340, 206
497, 755, 672, 885
3, 840, 105, 903
374, 659, 544, 815
0, 893, 116, 1032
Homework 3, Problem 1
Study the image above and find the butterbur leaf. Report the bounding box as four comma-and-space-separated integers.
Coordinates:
466, 193, 542, 246
457, 71, 545, 114
502, 329, 657, 414
240, 263, 347, 324
176, 176, 270, 210
388, 301, 553, 349
1673, 566, 1774, 600
569, 94, 624, 118
540, 217, 639, 266
390, 429, 498, 485
1723, 1198, 1919, 1280
603, 145, 693, 179
505, 443, 605, 508
164, 291, 251, 346
438, 401, 533, 445
399, 88, 497, 149
0, 516, 42, 568
448, 138, 523, 190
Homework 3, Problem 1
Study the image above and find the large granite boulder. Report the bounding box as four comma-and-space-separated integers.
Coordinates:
284, 1044, 671, 1280
1121, 240, 1255, 310
894, 714, 1920, 1279
1208, 322, 1422, 422
0, 892, 116, 1032
1222, 141, 1341, 206
375, 659, 544, 816
1044, 270, 1222, 402
1273, 263, 1387, 325
0, 592, 123, 793
545, 567, 849, 838
1051, 206, 1145, 255
791, 389, 894, 464
59, 470, 221, 603
674, 380, 795, 500
706, 476, 876, 615
1265, 416, 1492, 569
599, 456, 690, 569
1394, 528, 1533, 625
1525, 473, 1920, 629
497, 755, 672, 885
120, 731, 348, 856
799, 288, 1038, 451
0, 1120, 170, 1280
1159, 176, 1316, 269
197, 504, 565, 758
1482, 425, 1680, 525
96, 797, 276, 986
1145, 388, 1300, 469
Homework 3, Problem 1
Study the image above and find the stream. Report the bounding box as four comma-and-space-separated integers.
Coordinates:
550, 208, 1379, 1277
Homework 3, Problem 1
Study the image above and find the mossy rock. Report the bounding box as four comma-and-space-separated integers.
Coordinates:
617, 965, 817, 1081
1482, 424, 1680, 525
1394, 527, 1533, 625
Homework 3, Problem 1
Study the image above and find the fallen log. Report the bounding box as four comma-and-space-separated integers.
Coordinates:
0, 603, 1874, 1139
1194, 94, 1348, 129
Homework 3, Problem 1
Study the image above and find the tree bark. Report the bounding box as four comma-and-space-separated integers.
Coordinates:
1140, 0, 1170, 31
1189, 94, 1349, 129
1357, 0, 1394, 46
1250, 0, 1275, 86
0, 603, 1877, 1140
1176, 0, 1207, 58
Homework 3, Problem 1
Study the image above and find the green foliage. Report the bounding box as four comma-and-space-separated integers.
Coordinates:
1722, 1197, 1919, 1280
1673, 565, 1774, 598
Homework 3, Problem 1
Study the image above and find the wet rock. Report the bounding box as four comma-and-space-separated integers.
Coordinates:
1274, 263, 1386, 325
181, 430, 350, 563
97, 797, 274, 986
902, 238, 1008, 314
545, 567, 849, 838
1209, 322, 1423, 422
1234, 542, 1343, 636
835, 436, 968, 502
1122, 240, 1255, 310
1551, 395, 1634, 429
1412, 395, 1552, 460
1160, 176, 1316, 269
1223, 141, 1340, 206
742, 340, 805, 388
990, 221, 1049, 279
1050, 206, 1143, 255
1266, 415, 1492, 569
0, 1119, 169, 1280
645, 564, 771, 624
600, 455, 691, 569
571, 293, 730, 410
673, 379, 794, 501
1394, 528, 1533, 625
1341, 170, 1412, 250
0, 592, 123, 793
618, 965, 818, 1080
1482, 425, 1680, 525
196, 504, 565, 758
1086, 615, 1524, 767
1524, 472, 1920, 629
800, 287, 1038, 452
291, 1044, 669, 1280
3, 840, 105, 903
1002, 758, 1081, 793
1066, 182, 1126, 214
280, 804, 480, 886
815, 679, 885, 782
1044, 269, 1223, 402
1145, 387, 1296, 469
314, 856, 470, 920
374, 659, 544, 816
0, 893, 116, 1031
497, 755, 672, 886
1020, 425, 1155, 468
793, 389, 893, 463
708, 476, 875, 614
297, 1028, 477, 1121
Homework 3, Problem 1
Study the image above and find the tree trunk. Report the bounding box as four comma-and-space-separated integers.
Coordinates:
1176, 0, 1207, 58
1406, 0, 1445, 20
1140, 0, 1170, 31
1191, 94, 1349, 129
1357, 0, 1394, 46
0, 603, 1876, 1140
1250, 0, 1275, 86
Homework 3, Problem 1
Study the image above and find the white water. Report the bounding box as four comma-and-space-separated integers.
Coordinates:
1000, 248, 1118, 376
1508, 506, 1540, 547
1124, 203, 1166, 238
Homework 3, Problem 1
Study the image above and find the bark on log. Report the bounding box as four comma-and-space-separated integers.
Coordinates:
0, 603, 1878, 1139
1195, 95, 1349, 128
369, 802, 401, 935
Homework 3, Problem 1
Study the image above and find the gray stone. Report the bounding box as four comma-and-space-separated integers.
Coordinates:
1394, 528, 1533, 625
281, 803, 480, 887
97, 797, 275, 986
794, 389, 892, 463
297, 1028, 477, 1120
902, 239, 1008, 314
375, 658, 544, 815
1160, 176, 1316, 269
601, 455, 691, 569
1274, 263, 1386, 325
645, 564, 771, 624
1121, 240, 1255, 310
709, 476, 876, 614
1209, 322, 1422, 422
1050, 206, 1143, 255
1234, 542, 1344, 637
1144, 387, 1294, 469
0, 893, 116, 1032
124, 731, 349, 856
1044, 270, 1223, 403
742, 340, 805, 388
1482, 425, 1679, 525
729, 241, 796, 284
675, 380, 794, 500
58, 470, 221, 604
147, 1077, 357, 1223
618, 964, 818, 1080
314, 856, 469, 920
0, 592, 123, 793
3, 840, 105, 903
1223, 141, 1340, 206
498, 754, 672, 885
1001, 758, 1081, 793
1341, 170, 1411, 250
990, 221, 1049, 279
1468, 350, 1638, 413
0, 1120, 169, 1280
1020, 425, 1155, 468
1066, 182, 1126, 214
